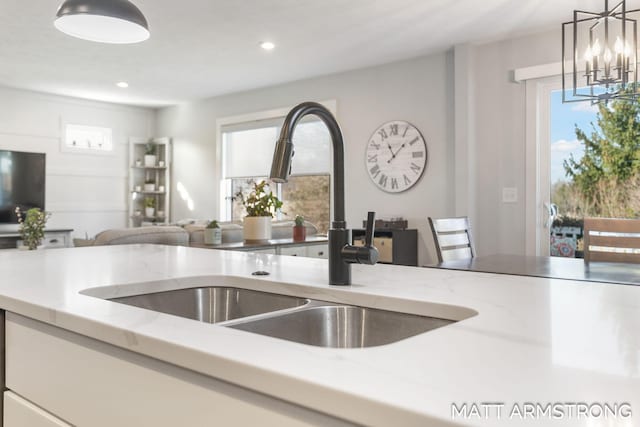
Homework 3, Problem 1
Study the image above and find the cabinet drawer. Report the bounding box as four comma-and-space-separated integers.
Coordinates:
305, 244, 328, 259
373, 237, 393, 263
42, 234, 67, 249
5, 313, 353, 427
280, 246, 306, 257
4, 391, 72, 427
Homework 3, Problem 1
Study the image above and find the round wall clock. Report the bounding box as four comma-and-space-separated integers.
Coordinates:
365, 120, 427, 193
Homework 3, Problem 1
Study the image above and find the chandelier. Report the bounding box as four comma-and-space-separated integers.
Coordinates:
562, 0, 640, 103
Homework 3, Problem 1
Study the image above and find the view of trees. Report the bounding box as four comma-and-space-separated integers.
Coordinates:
553, 92, 640, 219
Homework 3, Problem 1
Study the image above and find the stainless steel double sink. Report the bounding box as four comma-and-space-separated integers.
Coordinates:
110, 287, 455, 348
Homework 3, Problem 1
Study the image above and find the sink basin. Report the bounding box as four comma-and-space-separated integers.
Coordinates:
110, 287, 308, 323
227, 304, 454, 348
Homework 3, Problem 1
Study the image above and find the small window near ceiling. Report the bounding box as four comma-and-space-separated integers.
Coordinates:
64, 124, 113, 152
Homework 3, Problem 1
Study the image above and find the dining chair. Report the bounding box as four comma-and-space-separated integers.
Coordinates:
583, 217, 640, 264
428, 216, 476, 263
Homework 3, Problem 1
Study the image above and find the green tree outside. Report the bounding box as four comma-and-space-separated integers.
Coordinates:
559, 91, 640, 218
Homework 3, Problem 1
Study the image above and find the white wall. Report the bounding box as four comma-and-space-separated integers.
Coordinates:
0, 87, 154, 239
469, 29, 559, 256
156, 54, 455, 266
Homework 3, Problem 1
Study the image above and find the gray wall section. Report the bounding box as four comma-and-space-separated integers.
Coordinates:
471, 29, 559, 256
156, 27, 562, 265
156, 53, 455, 266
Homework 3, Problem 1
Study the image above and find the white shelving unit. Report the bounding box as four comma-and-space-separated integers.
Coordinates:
128, 137, 172, 227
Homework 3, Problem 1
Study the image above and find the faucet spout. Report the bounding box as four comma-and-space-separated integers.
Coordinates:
270, 102, 345, 228
270, 102, 377, 286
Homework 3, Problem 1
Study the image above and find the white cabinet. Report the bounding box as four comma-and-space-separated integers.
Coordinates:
4, 313, 352, 427
305, 244, 328, 259
2, 230, 72, 250
278, 244, 327, 259
4, 392, 71, 427
128, 137, 172, 227
280, 246, 307, 257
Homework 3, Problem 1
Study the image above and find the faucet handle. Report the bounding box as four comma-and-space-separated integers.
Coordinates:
364, 211, 376, 247
341, 211, 379, 265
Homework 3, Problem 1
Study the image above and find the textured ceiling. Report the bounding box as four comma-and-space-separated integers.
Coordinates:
0, 0, 610, 107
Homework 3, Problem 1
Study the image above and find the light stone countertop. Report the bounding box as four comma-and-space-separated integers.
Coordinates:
0, 244, 639, 427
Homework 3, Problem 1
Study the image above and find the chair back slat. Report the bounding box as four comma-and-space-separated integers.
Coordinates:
584, 217, 640, 264
429, 216, 476, 263
437, 233, 471, 248
441, 247, 473, 262
430, 217, 470, 233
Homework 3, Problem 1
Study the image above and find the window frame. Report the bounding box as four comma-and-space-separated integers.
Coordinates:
215, 100, 336, 222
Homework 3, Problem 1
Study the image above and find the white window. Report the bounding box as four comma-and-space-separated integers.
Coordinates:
63, 124, 113, 152
219, 104, 334, 234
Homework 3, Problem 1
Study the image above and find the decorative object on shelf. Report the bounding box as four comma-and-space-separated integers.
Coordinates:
236, 181, 283, 242
135, 159, 142, 167
143, 179, 155, 192
158, 160, 165, 167
362, 217, 408, 230
562, 0, 640, 104
144, 197, 155, 218
144, 142, 157, 167
15, 207, 51, 250
293, 215, 306, 242
54, 0, 150, 44
204, 220, 222, 245
365, 120, 427, 193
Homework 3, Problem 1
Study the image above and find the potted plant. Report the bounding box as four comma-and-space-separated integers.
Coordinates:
293, 215, 306, 242
144, 197, 155, 218
144, 142, 157, 167
144, 179, 155, 192
15, 207, 51, 250
204, 220, 222, 245
236, 181, 283, 242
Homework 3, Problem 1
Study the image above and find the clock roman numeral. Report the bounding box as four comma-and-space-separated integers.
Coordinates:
389, 124, 398, 136
379, 174, 388, 188
367, 154, 378, 163
391, 177, 398, 190
410, 162, 421, 174
377, 129, 388, 140
412, 151, 424, 158
403, 174, 412, 186
403, 125, 410, 137
369, 140, 380, 150
408, 136, 420, 146
370, 164, 381, 179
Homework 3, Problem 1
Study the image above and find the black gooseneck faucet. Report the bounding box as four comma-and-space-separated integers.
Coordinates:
270, 101, 378, 286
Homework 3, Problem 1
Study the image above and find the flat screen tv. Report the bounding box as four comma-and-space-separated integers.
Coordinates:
0, 150, 46, 224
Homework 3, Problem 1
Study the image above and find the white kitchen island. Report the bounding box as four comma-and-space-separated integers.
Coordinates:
0, 244, 638, 426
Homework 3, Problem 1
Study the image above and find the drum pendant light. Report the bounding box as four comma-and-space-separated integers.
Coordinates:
54, 0, 149, 44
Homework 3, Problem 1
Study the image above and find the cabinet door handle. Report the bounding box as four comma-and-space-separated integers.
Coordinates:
318, 251, 324, 256
50, 239, 59, 244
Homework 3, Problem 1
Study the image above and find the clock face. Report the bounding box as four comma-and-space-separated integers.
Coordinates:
365, 121, 427, 193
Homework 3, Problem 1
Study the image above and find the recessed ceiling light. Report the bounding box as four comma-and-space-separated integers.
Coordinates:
54, 0, 150, 44
260, 41, 275, 51
116, 81, 129, 88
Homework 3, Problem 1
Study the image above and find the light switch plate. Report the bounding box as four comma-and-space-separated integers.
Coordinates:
502, 187, 518, 203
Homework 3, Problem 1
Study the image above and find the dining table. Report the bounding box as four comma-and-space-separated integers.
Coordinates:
426, 254, 640, 286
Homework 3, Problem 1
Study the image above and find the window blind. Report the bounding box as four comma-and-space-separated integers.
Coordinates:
222, 116, 330, 179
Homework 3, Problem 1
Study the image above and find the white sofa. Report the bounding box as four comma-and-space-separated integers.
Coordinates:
74, 221, 318, 247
